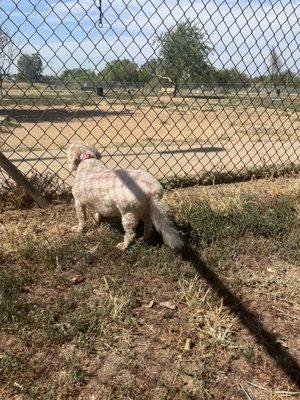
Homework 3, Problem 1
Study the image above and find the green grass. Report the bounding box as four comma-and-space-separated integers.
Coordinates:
0, 116, 20, 128
3, 83, 300, 112
0, 272, 32, 327
180, 194, 294, 242
43, 237, 96, 269
38, 284, 136, 347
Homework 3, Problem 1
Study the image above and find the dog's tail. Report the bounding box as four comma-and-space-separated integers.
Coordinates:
150, 196, 184, 250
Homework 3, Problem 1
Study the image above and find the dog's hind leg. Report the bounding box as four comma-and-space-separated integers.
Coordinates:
93, 212, 102, 225
117, 213, 138, 251
71, 200, 87, 233
142, 217, 153, 241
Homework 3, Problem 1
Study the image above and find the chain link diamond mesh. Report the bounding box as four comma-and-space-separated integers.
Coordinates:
0, 0, 299, 187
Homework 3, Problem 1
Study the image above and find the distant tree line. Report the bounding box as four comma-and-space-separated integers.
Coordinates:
10, 21, 300, 96
253, 71, 300, 88
0, 28, 18, 97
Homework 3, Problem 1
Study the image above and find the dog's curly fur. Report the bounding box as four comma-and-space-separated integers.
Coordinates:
67, 141, 183, 250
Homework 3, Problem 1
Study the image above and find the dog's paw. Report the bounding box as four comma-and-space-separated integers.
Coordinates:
71, 225, 83, 233
116, 242, 126, 251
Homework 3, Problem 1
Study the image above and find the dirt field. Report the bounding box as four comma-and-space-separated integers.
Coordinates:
1, 82, 299, 187
1, 82, 299, 153
0, 176, 299, 399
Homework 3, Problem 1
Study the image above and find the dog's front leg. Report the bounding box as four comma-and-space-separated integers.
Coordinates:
71, 200, 87, 233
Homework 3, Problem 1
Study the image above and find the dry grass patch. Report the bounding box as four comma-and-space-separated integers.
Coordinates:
0, 176, 299, 399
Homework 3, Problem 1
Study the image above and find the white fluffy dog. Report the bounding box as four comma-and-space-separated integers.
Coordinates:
67, 141, 183, 251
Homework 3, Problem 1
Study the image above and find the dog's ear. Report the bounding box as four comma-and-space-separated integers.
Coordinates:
67, 143, 81, 171
84, 142, 101, 159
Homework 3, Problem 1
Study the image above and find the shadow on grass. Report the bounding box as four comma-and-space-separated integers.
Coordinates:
87, 167, 300, 387
141, 218, 300, 387
174, 212, 300, 386
180, 244, 300, 387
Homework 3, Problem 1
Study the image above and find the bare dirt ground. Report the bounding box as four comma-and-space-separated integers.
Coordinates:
0, 176, 299, 399
1, 97, 299, 152
1, 96, 299, 186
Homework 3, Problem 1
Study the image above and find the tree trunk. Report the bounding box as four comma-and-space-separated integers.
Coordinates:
0, 151, 50, 208
172, 83, 178, 97
0, 76, 3, 99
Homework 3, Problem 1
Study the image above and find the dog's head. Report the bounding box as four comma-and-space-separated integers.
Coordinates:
67, 141, 101, 171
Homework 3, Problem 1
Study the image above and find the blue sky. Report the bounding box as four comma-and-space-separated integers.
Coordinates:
1, 0, 299, 77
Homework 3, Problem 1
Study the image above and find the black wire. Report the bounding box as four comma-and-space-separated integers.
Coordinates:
98, 0, 103, 27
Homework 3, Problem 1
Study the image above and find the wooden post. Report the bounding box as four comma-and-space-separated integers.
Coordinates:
0, 150, 50, 208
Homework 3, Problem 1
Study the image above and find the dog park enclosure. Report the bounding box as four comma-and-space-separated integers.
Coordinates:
0, 1, 299, 184
1, 2, 300, 398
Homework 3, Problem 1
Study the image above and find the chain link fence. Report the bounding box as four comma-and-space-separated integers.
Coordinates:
0, 0, 299, 187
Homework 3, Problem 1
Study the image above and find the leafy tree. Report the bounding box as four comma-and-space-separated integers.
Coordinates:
99, 59, 140, 83
213, 68, 251, 90
17, 53, 43, 83
270, 70, 296, 87
0, 29, 18, 97
139, 58, 162, 83
59, 68, 97, 87
155, 21, 212, 96
41, 74, 57, 84
278, 70, 299, 87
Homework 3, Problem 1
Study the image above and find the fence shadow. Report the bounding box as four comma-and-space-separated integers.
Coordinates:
160, 146, 224, 155
179, 242, 300, 387
113, 169, 300, 388
0, 108, 133, 123
102, 146, 225, 159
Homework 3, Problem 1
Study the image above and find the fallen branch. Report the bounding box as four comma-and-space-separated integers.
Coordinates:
276, 391, 300, 397
0, 151, 50, 208
246, 380, 300, 397
239, 384, 253, 400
